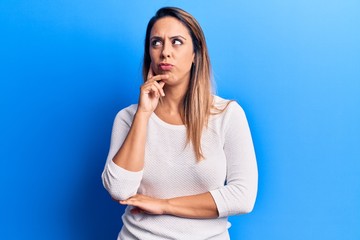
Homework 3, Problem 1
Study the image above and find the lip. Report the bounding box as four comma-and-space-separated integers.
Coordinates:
159, 63, 173, 71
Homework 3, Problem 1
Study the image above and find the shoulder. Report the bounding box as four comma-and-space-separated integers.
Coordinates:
212, 95, 245, 117
114, 104, 138, 126
118, 104, 138, 116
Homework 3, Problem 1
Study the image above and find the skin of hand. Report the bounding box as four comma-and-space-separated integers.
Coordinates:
119, 192, 218, 219
119, 194, 168, 215
116, 18, 219, 219
111, 66, 167, 171
137, 67, 167, 115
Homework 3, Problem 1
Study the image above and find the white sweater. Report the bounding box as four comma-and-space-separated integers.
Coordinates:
102, 96, 258, 240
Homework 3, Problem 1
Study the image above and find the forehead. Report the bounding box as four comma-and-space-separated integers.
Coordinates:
150, 17, 191, 37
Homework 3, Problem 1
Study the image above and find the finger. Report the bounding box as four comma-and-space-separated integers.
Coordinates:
147, 74, 169, 83
153, 80, 165, 97
149, 84, 161, 98
141, 82, 156, 95
158, 81, 165, 94
147, 66, 154, 79
130, 207, 145, 215
119, 194, 141, 205
120, 199, 137, 206
142, 81, 164, 97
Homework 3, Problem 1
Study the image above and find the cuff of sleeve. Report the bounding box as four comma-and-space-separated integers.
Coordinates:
108, 159, 143, 180
210, 189, 228, 218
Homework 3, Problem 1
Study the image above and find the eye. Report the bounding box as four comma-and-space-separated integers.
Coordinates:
173, 39, 182, 45
151, 39, 162, 47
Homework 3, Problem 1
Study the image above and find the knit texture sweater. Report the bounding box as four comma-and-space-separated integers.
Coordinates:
102, 96, 258, 240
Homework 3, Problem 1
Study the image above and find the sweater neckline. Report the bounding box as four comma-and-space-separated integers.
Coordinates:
150, 112, 186, 130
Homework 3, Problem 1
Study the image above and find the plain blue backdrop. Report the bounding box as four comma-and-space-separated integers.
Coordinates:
1, 1, 359, 239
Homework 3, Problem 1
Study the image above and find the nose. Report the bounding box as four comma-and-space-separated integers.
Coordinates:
161, 40, 171, 58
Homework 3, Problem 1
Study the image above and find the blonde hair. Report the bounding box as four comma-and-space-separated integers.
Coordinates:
143, 7, 214, 160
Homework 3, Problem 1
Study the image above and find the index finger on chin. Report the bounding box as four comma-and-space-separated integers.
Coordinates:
147, 67, 154, 79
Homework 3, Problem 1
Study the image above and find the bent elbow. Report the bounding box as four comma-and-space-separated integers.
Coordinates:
233, 186, 257, 215
107, 186, 137, 201
101, 171, 139, 201
240, 198, 256, 214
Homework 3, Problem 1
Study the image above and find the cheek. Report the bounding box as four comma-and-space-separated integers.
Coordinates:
149, 51, 158, 73
183, 53, 195, 69
150, 62, 157, 73
149, 51, 155, 61
149, 48, 159, 61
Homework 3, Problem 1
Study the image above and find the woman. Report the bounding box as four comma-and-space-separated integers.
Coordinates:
102, 7, 258, 240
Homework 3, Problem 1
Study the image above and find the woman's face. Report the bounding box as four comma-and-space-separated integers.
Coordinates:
149, 17, 195, 86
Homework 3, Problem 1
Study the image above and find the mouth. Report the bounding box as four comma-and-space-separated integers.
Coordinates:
159, 63, 173, 71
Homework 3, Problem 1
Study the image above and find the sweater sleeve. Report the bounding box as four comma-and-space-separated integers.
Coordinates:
210, 102, 258, 218
101, 106, 143, 200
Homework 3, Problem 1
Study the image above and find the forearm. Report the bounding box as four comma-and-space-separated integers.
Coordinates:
112, 111, 150, 171
121, 192, 219, 219
165, 192, 218, 219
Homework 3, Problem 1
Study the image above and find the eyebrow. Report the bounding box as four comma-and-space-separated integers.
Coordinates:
150, 35, 187, 41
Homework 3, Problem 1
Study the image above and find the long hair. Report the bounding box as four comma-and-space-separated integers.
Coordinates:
143, 7, 213, 160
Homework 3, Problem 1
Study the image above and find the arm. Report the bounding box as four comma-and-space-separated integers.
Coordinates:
102, 70, 167, 200
119, 102, 258, 218
112, 111, 150, 172
120, 192, 218, 219
113, 71, 167, 172
101, 109, 145, 200
210, 102, 258, 217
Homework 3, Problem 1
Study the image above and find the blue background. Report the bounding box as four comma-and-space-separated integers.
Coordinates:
1, 1, 359, 239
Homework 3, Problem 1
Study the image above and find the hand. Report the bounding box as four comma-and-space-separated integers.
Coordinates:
137, 67, 167, 114
119, 194, 168, 215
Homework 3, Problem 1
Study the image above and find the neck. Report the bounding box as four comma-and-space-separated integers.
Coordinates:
158, 82, 188, 114
154, 86, 187, 125
159, 91, 185, 114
